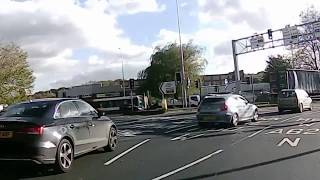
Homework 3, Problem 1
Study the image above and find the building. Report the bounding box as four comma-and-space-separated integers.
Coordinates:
201, 70, 245, 86
54, 79, 142, 99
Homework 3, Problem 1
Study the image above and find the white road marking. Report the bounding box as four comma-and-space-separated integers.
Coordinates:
104, 139, 150, 166
187, 127, 200, 132
171, 133, 190, 141
165, 124, 197, 134
152, 149, 223, 180
186, 133, 204, 140
277, 137, 301, 147
207, 129, 223, 133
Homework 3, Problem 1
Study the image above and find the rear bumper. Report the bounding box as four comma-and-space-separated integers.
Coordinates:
0, 143, 57, 165
197, 113, 232, 124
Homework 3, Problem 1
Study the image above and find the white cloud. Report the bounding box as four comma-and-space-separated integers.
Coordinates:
0, 0, 162, 91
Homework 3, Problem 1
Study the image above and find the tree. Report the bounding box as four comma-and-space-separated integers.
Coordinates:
263, 55, 293, 82
0, 43, 35, 104
292, 6, 320, 70
138, 41, 207, 98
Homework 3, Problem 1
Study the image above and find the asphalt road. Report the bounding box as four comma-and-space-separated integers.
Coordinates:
3, 104, 320, 180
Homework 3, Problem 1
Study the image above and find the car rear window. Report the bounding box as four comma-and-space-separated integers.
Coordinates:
200, 98, 225, 109
0, 101, 54, 118
279, 91, 296, 98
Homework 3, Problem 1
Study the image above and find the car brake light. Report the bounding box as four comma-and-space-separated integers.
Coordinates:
20, 126, 44, 135
220, 103, 228, 111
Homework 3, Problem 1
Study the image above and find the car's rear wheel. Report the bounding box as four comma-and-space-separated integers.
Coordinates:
55, 139, 74, 173
309, 104, 312, 111
104, 126, 117, 152
231, 113, 239, 127
251, 110, 258, 122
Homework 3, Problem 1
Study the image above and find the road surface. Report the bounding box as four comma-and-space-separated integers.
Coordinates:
2, 104, 320, 180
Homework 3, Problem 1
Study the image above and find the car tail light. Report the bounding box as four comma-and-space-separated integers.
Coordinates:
19, 126, 44, 135
220, 103, 228, 111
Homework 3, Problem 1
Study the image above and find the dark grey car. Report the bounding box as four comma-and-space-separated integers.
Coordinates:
0, 98, 117, 172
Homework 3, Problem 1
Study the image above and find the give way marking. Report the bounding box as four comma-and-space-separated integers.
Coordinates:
104, 139, 150, 166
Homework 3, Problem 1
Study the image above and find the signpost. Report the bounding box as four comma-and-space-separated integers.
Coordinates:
314, 21, 320, 38
250, 35, 264, 49
282, 25, 299, 46
159, 81, 177, 95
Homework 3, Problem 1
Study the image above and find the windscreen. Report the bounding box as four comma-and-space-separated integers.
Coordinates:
279, 90, 296, 98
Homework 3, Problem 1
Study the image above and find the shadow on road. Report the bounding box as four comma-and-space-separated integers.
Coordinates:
180, 148, 320, 180
0, 150, 106, 180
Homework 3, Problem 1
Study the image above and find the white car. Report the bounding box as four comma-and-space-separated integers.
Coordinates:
278, 89, 312, 113
189, 95, 200, 107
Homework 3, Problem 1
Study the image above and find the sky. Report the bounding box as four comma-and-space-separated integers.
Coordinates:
1, 0, 320, 91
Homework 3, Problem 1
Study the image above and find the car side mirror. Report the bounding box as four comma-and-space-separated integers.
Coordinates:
97, 110, 105, 117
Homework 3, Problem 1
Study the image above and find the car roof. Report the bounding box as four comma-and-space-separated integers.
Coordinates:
204, 94, 235, 99
20, 98, 79, 104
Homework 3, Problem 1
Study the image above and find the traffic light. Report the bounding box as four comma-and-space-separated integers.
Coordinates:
175, 72, 181, 84
267, 29, 273, 39
246, 77, 251, 84
129, 79, 134, 89
120, 80, 123, 88
195, 80, 200, 88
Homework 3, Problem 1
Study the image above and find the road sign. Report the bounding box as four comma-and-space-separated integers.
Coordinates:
282, 25, 299, 46
250, 35, 264, 49
159, 81, 176, 95
314, 21, 320, 38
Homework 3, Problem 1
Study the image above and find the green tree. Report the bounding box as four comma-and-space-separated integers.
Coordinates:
0, 43, 35, 104
138, 41, 207, 98
263, 55, 293, 82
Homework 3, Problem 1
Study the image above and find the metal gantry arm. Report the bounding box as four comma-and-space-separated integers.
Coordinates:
232, 20, 320, 94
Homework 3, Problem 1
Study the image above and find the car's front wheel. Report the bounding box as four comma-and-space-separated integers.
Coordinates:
104, 126, 117, 152
298, 103, 303, 113
55, 139, 74, 173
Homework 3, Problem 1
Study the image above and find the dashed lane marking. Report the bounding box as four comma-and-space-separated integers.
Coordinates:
152, 149, 223, 180
104, 139, 150, 166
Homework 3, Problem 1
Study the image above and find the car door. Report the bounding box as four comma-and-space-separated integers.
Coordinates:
55, 101, 91, 154
74, 101, 107, 148
238, 96, 252, 119
301, 90, 312, 108
234, 96, 246, 120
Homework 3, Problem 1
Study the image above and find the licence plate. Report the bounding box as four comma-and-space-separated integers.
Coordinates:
0, 131, 13, 138
203, 116, 216, 121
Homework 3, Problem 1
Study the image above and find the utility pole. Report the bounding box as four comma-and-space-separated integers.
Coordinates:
119, 48, 126, 97
175, 0, 187, 107
232, 40, 241, 94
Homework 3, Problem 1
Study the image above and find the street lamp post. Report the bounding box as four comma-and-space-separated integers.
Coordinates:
175, 0, 187, 108
119, 48, 126, 97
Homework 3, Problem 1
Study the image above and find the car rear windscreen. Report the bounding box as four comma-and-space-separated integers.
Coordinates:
0, 101, 54, 118
200, 98, 225, 110
279, 91, 296, 98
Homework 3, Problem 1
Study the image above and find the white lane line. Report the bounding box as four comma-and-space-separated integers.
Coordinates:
165, 124, 197, 134
171, 133, 190, 141
186, 133, 204, 140
152, 149, 223, 180
187, 127, 200, 132
104, 139, 150, 166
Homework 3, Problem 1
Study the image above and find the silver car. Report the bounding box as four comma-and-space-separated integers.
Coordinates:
197, 94, 258, 127
278, 89, 312, 113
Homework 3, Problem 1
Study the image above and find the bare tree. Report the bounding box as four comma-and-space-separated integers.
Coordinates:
295, 6, 320, 70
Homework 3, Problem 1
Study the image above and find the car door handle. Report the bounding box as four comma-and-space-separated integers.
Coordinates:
69, 124, 75, 129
